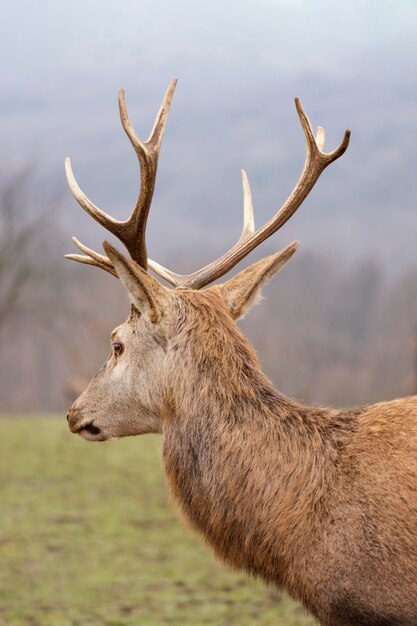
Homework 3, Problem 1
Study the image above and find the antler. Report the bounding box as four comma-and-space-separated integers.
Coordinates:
66, 85, 350, 290
65, 78, 177, 271
148, 98, 350, 289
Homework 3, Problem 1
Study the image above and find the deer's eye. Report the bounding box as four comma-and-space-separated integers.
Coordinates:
112, 342, 124, 357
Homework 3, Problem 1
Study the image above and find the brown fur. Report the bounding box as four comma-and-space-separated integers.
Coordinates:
68, 251, 417, 626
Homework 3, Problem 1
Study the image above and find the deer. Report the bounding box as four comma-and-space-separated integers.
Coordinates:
65, 78, 417, 626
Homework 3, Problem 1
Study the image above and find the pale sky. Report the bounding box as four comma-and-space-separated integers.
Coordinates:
1, 0, 416, 270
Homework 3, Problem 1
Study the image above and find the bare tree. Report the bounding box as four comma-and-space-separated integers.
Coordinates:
0, 163, 48, 329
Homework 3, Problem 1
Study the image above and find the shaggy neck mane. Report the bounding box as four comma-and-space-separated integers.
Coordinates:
162, 290, 355, 601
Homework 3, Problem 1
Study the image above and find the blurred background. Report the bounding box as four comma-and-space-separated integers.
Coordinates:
1, 2, 417, 625
1, 0, 417, 411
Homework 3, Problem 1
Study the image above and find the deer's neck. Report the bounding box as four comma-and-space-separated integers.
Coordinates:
162, 311, 352, 592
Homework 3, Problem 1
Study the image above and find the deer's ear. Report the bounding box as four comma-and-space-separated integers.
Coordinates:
216, 241, 298, 320
103, 241, 168, 324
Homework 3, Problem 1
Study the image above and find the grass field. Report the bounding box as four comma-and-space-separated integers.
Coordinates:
0, 416, 316, 626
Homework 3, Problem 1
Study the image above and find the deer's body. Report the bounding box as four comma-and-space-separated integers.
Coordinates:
161, 290, 417, 626
64, 80, 417, 625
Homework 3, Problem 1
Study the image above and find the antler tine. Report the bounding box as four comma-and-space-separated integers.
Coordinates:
147, 79, 178, 149
315, 126, 325, 151
66, 78, 178, 271
147, 169, 256, 287
239, 169, 255, 242
65, 237, 118, 277
149, 98, 350, 290
65, 159, 123, 234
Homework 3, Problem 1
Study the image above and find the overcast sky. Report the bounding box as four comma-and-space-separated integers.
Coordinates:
1, 0, 416, 272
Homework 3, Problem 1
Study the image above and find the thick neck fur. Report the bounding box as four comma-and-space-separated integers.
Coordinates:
162, 290, 356, 604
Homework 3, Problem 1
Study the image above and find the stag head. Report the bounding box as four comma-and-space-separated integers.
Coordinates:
66, 79, 350, 440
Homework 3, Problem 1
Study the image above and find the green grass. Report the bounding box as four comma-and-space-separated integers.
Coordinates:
0, 416, 316, 626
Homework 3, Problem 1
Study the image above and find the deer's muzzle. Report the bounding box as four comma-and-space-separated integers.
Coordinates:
67, 407, 101, 437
